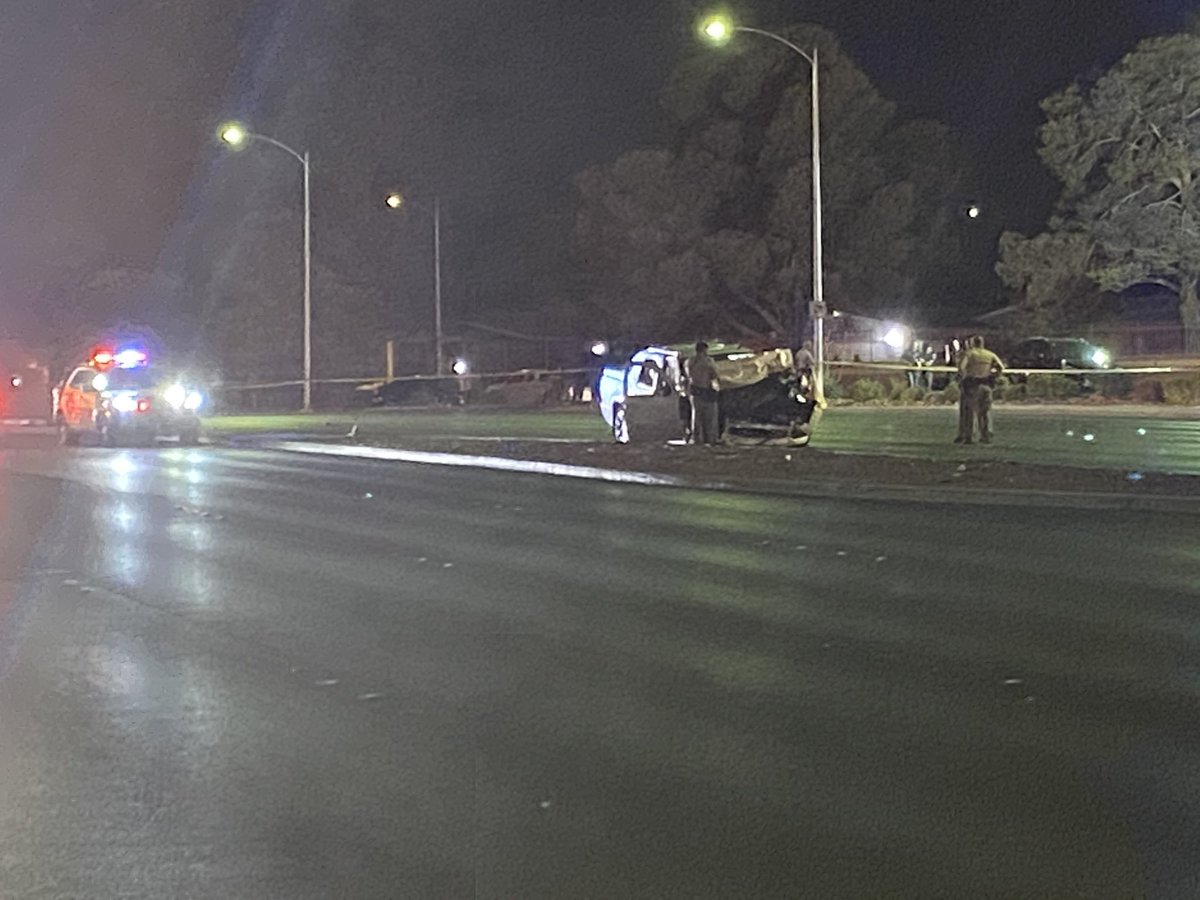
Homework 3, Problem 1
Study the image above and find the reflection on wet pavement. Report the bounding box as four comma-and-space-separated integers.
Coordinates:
0, 442, 1196, 896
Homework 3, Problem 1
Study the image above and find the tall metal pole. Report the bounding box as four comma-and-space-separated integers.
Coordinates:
221, 129, 314, 412
433, 196, 444, 375
302, 150, 313, 412
728, 28, 826, 404
810, 48, 826, 404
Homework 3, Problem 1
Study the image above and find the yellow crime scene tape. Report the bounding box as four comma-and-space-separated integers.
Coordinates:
824, 361, 1181, 376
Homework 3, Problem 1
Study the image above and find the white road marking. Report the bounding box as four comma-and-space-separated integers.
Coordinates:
270, 442, 681, 487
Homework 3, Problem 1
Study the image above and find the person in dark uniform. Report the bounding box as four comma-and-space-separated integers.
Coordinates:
686, 341, 721, 444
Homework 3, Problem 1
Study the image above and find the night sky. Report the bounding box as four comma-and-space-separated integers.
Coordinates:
0, 0, 1194, 344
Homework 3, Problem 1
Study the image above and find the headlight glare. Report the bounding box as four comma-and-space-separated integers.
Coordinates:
111, 392, 138, 413
164, 384, 187, 409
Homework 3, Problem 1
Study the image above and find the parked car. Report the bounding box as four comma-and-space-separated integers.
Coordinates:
1006, 337, 1115, 392
1008, 337, 1113, 371
370, 377, 462, 407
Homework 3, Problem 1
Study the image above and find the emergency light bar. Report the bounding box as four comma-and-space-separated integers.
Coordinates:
89, 347, 148, 369
114, 349, 148, 368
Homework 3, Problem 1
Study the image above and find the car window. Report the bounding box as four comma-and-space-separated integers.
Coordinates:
101, 368, 159, 390
1050, 341, 1083, 357
68, 368, 95, 389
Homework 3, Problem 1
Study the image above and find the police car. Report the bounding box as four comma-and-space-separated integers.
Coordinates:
53, 347, 205, 446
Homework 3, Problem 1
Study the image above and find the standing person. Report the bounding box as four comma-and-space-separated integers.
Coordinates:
955, 335, 1004, 444
687, 341, 721, 445
793, 340, 815, 376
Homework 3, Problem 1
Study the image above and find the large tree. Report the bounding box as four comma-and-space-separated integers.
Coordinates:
994, 231, 1102, 332
574, 24, 978, 340
202, 210, 388, 385
1004, 33, 1200, 350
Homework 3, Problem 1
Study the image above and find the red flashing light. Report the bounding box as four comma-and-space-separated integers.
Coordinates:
137, 398, 152, 413
87, 346, 148, 369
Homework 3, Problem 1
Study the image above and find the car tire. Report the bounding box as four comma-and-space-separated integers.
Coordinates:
57, 418, 79, 447
788, 422, 812, 446
178, 428, 201, 446
612, 402, 629, 444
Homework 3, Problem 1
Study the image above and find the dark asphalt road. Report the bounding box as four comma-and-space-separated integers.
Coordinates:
1, 440, 1199, 898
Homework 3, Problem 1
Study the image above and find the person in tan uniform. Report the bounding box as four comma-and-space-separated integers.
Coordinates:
955, 335, 1004, 444
686, 341, 721, 445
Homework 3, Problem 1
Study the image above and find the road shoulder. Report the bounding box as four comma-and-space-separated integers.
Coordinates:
264, 434, 1200, 513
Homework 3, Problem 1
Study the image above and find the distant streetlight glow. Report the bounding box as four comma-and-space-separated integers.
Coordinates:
452, 358, 469, 376
967, 204, 982, 219
385, 192, 404, 209
219, 123, 247, 147
883, 326, 908, 350
700, 14, 733, 44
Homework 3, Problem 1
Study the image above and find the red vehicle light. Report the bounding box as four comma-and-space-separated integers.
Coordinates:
137, 399, 151, 413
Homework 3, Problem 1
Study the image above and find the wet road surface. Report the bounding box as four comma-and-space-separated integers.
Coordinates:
1, 439, 1199, 898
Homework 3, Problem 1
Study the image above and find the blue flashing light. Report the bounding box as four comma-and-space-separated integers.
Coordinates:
114, 348, 148, 369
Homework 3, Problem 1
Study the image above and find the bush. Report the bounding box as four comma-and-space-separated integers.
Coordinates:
1162, 374, 1200, 406
848, 378, 887, 403
1131, 377, 1165, 404
1098, 373, 1134, 399
822, 371, 844, 400
941, 382, 960, 405
999, 380, 1027, 401
889, 379, 923, 403
1025, 373, 1079, 400
991, 376, 1017, 401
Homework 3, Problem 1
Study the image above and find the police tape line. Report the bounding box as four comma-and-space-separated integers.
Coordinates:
824, 361, 1183, 376
216, 361, 1196, 393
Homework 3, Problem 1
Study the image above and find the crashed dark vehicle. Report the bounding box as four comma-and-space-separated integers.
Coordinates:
595, 343, 818, 446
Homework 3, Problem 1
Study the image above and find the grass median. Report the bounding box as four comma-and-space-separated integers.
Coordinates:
205, 406, 611, 442
204, 403, 1200, 504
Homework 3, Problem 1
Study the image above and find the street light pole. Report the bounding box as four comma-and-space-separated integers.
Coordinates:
386, 191, 445, 375
302, 150, 312, 412
808, 46, 825, 404
700, 22, 827, 403
433, 196, 444, 375
220, 124, 314, 411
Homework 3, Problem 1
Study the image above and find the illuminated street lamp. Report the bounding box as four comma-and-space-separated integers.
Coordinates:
219, 121, 314, 411
385, 191, 444, 375
700, 14, 827, 403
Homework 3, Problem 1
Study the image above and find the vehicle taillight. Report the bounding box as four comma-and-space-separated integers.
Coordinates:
137, 399, 151, 413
